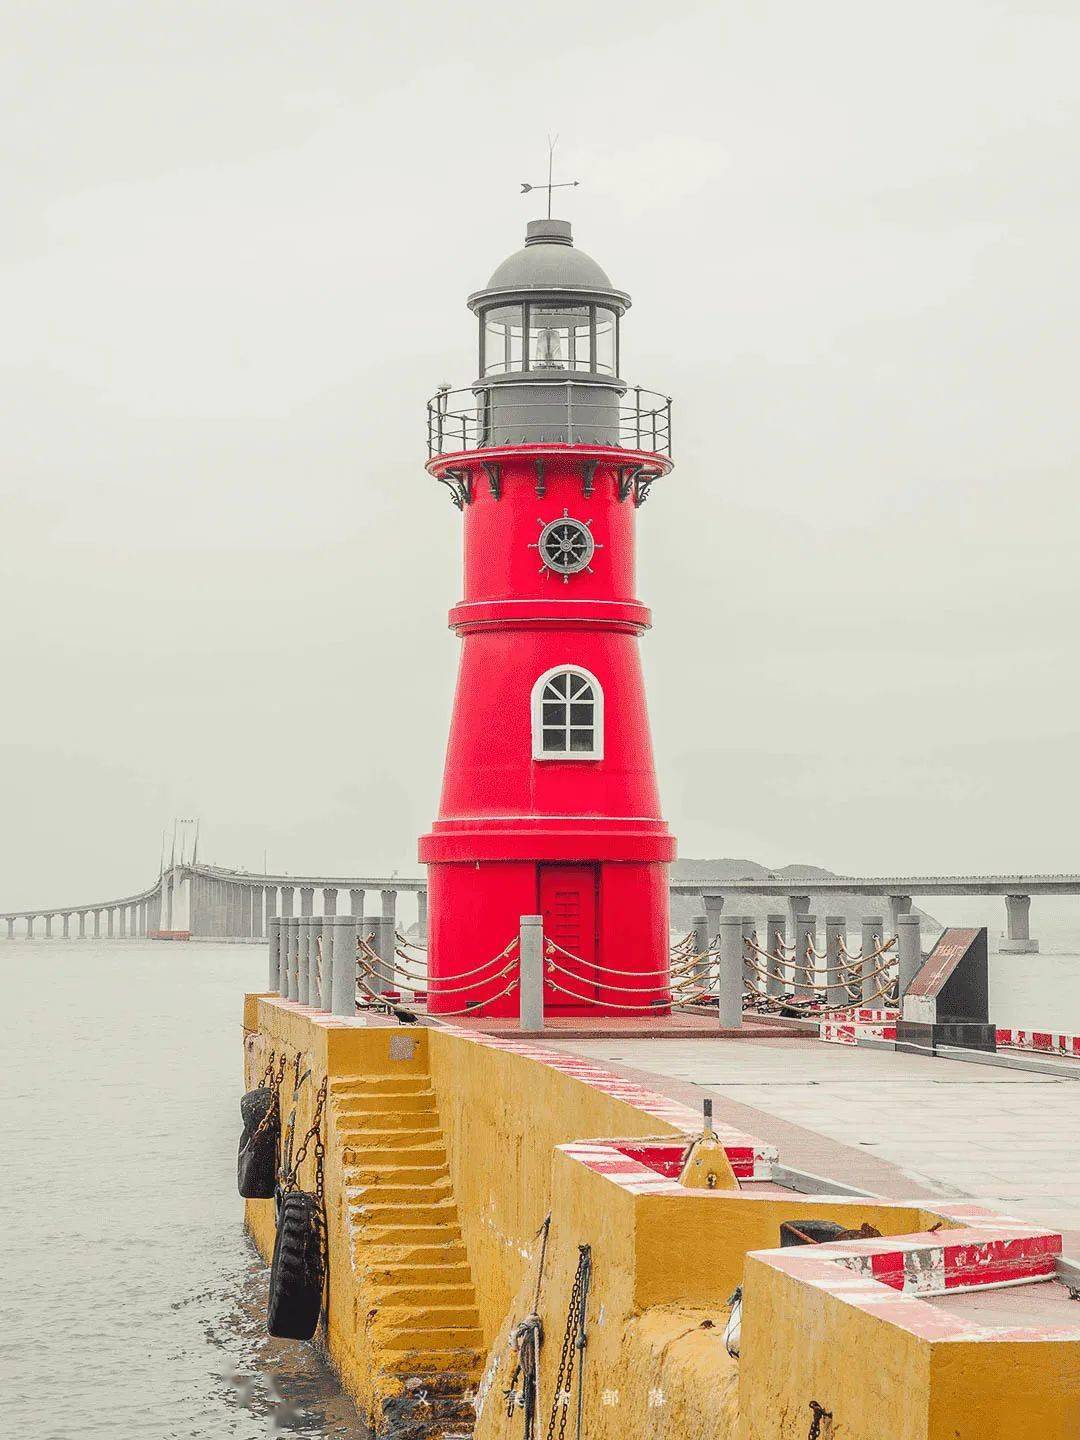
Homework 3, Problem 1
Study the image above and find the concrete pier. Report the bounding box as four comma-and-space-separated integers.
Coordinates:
887, 893, 912, 937
1001, 893, 1039, 953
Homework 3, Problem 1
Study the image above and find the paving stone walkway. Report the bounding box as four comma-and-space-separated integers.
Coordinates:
547, 1036, 1080, 1242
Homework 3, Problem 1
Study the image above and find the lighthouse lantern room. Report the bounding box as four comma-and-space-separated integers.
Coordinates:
420, 217, 676, 1017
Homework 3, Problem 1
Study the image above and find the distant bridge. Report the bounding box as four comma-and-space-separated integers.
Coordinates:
3, 862, 1071, 953
0, 862, 426, 943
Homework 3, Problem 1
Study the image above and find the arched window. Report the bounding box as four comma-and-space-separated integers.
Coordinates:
531, 666, 604, 761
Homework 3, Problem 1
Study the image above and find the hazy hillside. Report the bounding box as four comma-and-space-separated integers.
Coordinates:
670, 859, 942, 934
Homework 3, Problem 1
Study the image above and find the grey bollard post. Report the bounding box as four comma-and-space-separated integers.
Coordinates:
330, 914, 357, 1017
766, 913, 787, 997
741, 916, 755, 992
268, 916, 281, 993
297, 916, 311, 1005
417, 888, 428, 942
519, 915, 544, 1032
308, 915, 321, 1006
691, 914, 711, 993
825, 916, 847, 1008
861, 916, 884, 1004
319, 914, 334, 1010
287, 916, 300, 1002
717, 915, 744, 1029
897, 913, 922, 999
793, 915, 816, 998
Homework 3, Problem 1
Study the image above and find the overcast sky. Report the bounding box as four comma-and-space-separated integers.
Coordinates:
3, 0, 1079, 915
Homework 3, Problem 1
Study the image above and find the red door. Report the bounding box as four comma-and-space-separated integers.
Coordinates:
539, 865, 598, 1010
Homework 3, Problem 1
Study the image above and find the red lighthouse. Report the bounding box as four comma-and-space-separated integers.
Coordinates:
419, 217, 675, 1016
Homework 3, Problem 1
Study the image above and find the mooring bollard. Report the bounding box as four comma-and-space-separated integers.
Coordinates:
897, 913, 922, 999
319, 914, 334, 1010
717, 915, 744, 1029
519, 915, 544, 1032
268, 916, 281, 994
330, 914, 356, 1017
861, 915, 883, 1004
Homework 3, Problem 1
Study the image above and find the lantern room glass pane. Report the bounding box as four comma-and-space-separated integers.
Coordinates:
483, 305, 524, 376
529, 303, 590, 372
595, 308, 617, 375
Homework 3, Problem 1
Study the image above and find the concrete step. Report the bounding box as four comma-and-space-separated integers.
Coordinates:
374, 1283, 478, 1308
379, 1352, 482, 1380
334, 1090, 436, 1114
355, 1222, 463, 1247
365, 1260, 472, 1286
336, 1112, 441, 1134
347, 1180, 453, 1206
330, 1074, 430, 1094
372, 1304, 482, 1332
342, 1141, 449, 1166
378, 1327, 485, 1354
353, 1199, 460, 1227
344, 1162, 450, 1188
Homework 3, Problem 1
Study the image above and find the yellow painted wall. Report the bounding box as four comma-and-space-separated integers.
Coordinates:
928, 1339, 1080, 1439
243, 998, 1080, 1440
426, 1026, 684, 1351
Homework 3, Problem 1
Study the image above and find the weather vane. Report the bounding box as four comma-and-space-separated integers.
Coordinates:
521, 135, 579, 219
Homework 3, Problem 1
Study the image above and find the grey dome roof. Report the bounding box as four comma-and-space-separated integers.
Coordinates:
483, 219, 615, 292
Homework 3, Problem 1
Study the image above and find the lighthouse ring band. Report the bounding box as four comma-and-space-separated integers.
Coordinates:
537, 516, 595, 575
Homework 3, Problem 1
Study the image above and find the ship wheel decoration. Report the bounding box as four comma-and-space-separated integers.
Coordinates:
530, 509, 601, 582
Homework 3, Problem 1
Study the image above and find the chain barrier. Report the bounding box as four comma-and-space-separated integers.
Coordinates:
545, 1245, 591, 1440
359, 953, 519, 997
280, 1076, 328, 1197
395, 930, 428, 950
544, 936, 674, 980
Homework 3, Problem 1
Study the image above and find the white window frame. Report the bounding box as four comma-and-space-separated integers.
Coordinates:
530, 665, 604, 761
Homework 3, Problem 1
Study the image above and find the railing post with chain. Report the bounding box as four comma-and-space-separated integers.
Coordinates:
860, 915, 884, 1004
897, 913, 922, 999
519, 915, 544, 1032
691, 913, 710, 991
268, 916, 281, 995
319, 914, 334, 1011
825, 915, 846, 1007
718, 914, 744, 1029
329, 913, 357, 1017
766, 912, 787, 998
285, 915, 299, 1002
793, 914, 816, 999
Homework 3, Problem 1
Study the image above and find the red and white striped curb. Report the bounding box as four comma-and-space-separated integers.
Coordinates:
820, 1008, 898, 1046
997, 1027, 1080, 1059
754, 1209, 1074, 1342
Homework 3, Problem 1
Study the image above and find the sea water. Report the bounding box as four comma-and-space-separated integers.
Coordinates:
2, 941, 365, 1440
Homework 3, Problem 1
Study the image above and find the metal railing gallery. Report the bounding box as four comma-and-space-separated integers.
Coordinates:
426, 383, 672, 459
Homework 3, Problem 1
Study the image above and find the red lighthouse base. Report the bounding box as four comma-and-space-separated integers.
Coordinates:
424, 856, 671, 1018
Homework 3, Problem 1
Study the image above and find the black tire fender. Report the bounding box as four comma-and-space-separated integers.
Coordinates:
238, 1087, 279, 1199
267, 1190, 325, 1340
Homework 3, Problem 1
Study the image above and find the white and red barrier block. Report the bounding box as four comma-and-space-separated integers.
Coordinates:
996, 1027, 1080, 1059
